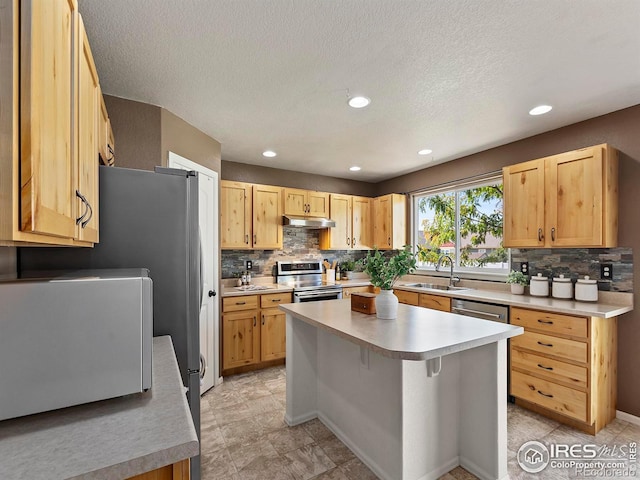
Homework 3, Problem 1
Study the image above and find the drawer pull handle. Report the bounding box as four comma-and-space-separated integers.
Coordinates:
537, 364, 554, 371
271, 299, 281, 302
537, 390, 554, 398
538, 319, 554, 325
537, 341, 553, 347
236, 301, 246, 305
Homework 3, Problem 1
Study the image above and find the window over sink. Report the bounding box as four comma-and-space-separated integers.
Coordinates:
411, 173, 509, 279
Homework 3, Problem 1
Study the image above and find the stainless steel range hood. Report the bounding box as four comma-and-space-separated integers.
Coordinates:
283, 215, 336, 229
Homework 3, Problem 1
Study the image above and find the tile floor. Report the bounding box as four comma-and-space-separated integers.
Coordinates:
200, 366, 640, 480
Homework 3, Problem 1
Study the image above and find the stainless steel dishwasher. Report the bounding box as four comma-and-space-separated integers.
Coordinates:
450, 299, 513, 402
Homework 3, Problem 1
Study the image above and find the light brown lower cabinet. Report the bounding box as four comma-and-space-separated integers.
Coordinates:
222, 292, 292, 375
394, 290, 419, 306
126, 459, 190, 480
510, 306, 617, 434
419, 293, 451, 312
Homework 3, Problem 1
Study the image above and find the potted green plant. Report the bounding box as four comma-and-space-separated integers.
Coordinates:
506, 270, 528, 295
362, 246, 417, 319
340, 259, 356, 280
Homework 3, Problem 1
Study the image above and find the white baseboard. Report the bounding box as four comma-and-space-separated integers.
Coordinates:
460, 456, 502, 480
284, 410, 317, 426
617, 410, 640, 427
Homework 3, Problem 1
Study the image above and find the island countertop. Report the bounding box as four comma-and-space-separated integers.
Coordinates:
0, 336, 198, 480
280, 299, 523, 361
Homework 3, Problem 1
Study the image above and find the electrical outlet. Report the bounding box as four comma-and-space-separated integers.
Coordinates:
520, 262, 529, 275
601, 263, 613, 279
246, 260, 253, 270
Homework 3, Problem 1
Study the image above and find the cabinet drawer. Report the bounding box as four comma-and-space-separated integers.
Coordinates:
511, 331, 587, 364
419, 294, 451, 312
223, 295, 259, 312
511, 371, 588, 422
511, 307, 588, 339
260, 292, 292, 308
511, 347, 588, 388
395, 290, 419, 306
342, 286, 371, 298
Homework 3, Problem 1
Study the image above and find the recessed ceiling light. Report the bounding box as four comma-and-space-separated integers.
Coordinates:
349, 166, 361, 172
262, 150, 277, 158
529, 105, 553, 116
418, 149, 433, 156
348, 96, 371, 109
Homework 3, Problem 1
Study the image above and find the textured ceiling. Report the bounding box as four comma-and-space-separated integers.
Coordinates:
78, 0, 640, 182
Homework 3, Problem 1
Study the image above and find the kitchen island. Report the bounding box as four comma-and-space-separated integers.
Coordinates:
280, 299, 523, 480
0, 336, 198, 480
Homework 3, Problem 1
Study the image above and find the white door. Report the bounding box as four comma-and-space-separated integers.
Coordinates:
169, 152, 220, 393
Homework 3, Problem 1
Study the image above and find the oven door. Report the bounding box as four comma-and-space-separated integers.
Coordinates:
293, 289, 343, 303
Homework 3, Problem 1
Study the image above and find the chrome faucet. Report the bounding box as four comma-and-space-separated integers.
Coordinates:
436, 254, 460, 287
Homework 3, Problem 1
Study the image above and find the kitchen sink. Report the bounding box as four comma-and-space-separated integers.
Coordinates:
402, 283, 470, 292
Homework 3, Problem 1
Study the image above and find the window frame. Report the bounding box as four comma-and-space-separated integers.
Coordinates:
410, 173, 510, 281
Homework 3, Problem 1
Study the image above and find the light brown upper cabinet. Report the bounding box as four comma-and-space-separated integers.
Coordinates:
76, 15, 99, 243
283, 188, 330, 217
503, 144, 618, 248
372, 194, 407, 250
319, 194, 372, 250
98, 91, 115, 166
0, 0, 101, 246
221, 181, 283, 249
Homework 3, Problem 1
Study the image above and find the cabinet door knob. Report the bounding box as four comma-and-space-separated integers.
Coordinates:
538, 228, 543, 242
253, 234, 257, 244
262, 314, 265, 325
208, 290, 217, 297
245, 234, 249, 244
253, 316, 256, 327
388, 237, 391, 246
347, 237, 351, 246
352, 237, 356, 247
551, 227, 556, 241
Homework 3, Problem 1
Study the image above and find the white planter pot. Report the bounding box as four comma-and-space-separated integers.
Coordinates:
510, 284, 525, 295
375, 289, 399, 319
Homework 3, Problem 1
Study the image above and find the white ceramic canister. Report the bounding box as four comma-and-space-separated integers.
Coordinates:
529, 273, 549, 297
552, 274, 573, 299
575, 276, 598, 302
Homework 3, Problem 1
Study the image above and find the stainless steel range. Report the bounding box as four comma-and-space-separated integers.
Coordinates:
276, 260, 343, 302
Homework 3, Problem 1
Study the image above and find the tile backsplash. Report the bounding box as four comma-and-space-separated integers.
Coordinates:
511, 248, 633, 292
221, 228, 369, 278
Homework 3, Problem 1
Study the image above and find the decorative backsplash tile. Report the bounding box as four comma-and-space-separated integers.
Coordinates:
221, 228, 369, 278
511, 248, 633, 292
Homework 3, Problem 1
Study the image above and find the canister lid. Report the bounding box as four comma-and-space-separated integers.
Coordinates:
577, 275, 597, 284
531, 273, 548, 281
553, 274, 571, 283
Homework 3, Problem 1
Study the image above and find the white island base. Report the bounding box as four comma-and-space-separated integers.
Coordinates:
282, 301, 521, 480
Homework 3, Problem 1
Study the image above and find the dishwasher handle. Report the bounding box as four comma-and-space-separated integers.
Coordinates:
451, 306, 505, 322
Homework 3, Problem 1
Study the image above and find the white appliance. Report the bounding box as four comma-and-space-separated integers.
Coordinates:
0, 269, 152, 422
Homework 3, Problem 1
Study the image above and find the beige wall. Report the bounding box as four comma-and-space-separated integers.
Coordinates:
222, 160, 376, 197
378, 104, 640, 417
104, 95, 162, 171
104, 95, 221, 174
161, 109, 221, 173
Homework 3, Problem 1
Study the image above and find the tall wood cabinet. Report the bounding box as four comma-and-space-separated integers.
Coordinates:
373, 194, 406, 250
220, 181, 282, 249
503, 144, 618, 248
0, 0, 106, 246
319, 194, 373, 250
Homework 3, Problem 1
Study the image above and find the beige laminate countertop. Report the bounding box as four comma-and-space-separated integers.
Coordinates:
221, 279, 370, 298
280, 299, 523, 361
0, 336, 198, 480
394, 284, 633, 318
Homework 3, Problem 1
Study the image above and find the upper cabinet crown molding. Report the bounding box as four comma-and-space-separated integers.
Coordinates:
503, 144, 618, 248
283, 188, 329, 218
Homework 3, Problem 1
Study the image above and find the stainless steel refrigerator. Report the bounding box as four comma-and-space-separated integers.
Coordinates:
19, 166, 203, 479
